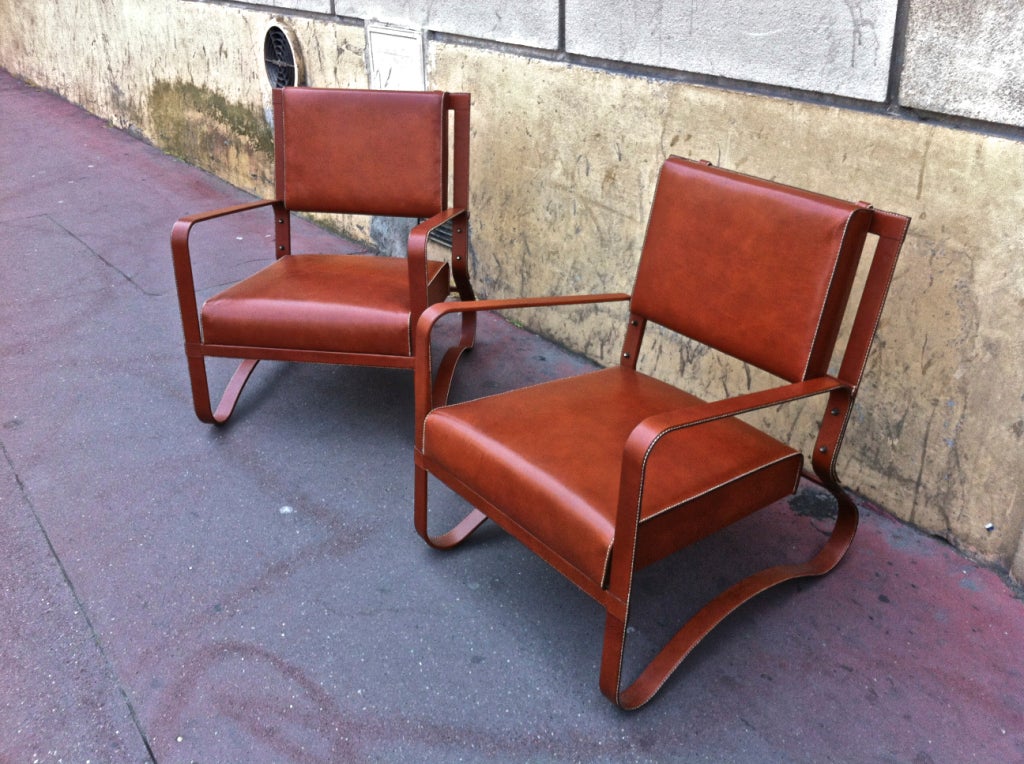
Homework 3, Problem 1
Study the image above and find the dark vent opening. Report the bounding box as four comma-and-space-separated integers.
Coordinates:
264, 26, 297, 88
426, 219, 454, 248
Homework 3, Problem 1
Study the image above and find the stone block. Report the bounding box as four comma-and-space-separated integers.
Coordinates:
566, 0, 898, 101
245, 0, 329, 11
901, 0, 1024, 127
248, 0, 332, 12
335, 1, 560, 49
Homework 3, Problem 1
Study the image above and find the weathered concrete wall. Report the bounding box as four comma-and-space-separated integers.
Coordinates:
0, 1, 358, 192
333, 0, 560, 49
902, 0, 1024, 126
0, 0, 1021, 584
0, 1, 382, 241
565, 0, 898, 101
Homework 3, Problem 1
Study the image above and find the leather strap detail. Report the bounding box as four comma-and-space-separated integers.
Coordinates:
601, 480, 858, 710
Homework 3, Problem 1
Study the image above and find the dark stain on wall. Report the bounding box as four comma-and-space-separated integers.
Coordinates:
150, 80, 273, 190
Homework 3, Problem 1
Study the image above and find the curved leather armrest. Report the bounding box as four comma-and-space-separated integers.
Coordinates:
406, 207, 469, 316
170, 199, 278, 284
626, 376, 849, 463
606, 375, 851, 593
419, 292, 630, 323
173, 199, 277, 230
414, 292, 631, 441
408, 207, 467, 249
170, 199, 279, 345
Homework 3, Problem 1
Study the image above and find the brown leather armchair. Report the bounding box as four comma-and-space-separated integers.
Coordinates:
413, 157, 909, 708
172, 87, 474, 423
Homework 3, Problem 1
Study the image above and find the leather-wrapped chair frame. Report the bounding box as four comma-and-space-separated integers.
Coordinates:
172, 87, 475, 423
413, 157, 910, 709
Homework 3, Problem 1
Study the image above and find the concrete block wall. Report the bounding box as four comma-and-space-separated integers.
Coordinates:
565, 0, 898, 101
244, 0, 1024, 128
902, 0, 1024, 125
333, 1, 560, 49
1, 0, 1022, 584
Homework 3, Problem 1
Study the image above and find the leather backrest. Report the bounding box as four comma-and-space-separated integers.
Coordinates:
631, 157, 872, 382
275, 88, 446, 217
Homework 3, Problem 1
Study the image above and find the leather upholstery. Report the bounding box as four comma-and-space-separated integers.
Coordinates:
202, 255, 450, 355
279, 88, 446, 217
424, 366, 801, 585
632, 160, 871, 382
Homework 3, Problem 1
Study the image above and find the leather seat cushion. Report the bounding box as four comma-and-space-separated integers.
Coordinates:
422, 366, 801, 585
201, 254, 450, 355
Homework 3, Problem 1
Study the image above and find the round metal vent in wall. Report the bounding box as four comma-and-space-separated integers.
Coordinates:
264, 25, 302, 88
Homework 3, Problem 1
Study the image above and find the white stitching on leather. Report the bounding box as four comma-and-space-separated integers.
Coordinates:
639, 451, 803, 524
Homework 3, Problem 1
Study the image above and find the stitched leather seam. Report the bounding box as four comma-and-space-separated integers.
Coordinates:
638, 451, 801, 524
600, 545, 614, 590
436, 96, 445, 210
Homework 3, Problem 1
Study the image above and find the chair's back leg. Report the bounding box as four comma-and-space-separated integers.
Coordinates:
600, 484, 859, 710
186, 355, 260, 425
212, 359, 261, 424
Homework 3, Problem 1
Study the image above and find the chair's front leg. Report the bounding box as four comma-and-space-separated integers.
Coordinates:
599, 606, 631, 707
185, 355, 260, 425
171, 199, 277, 425
598, 435, 646, 708
413, 302, 487, 548
413, 457, 486, 549
186, 355, 216, 424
